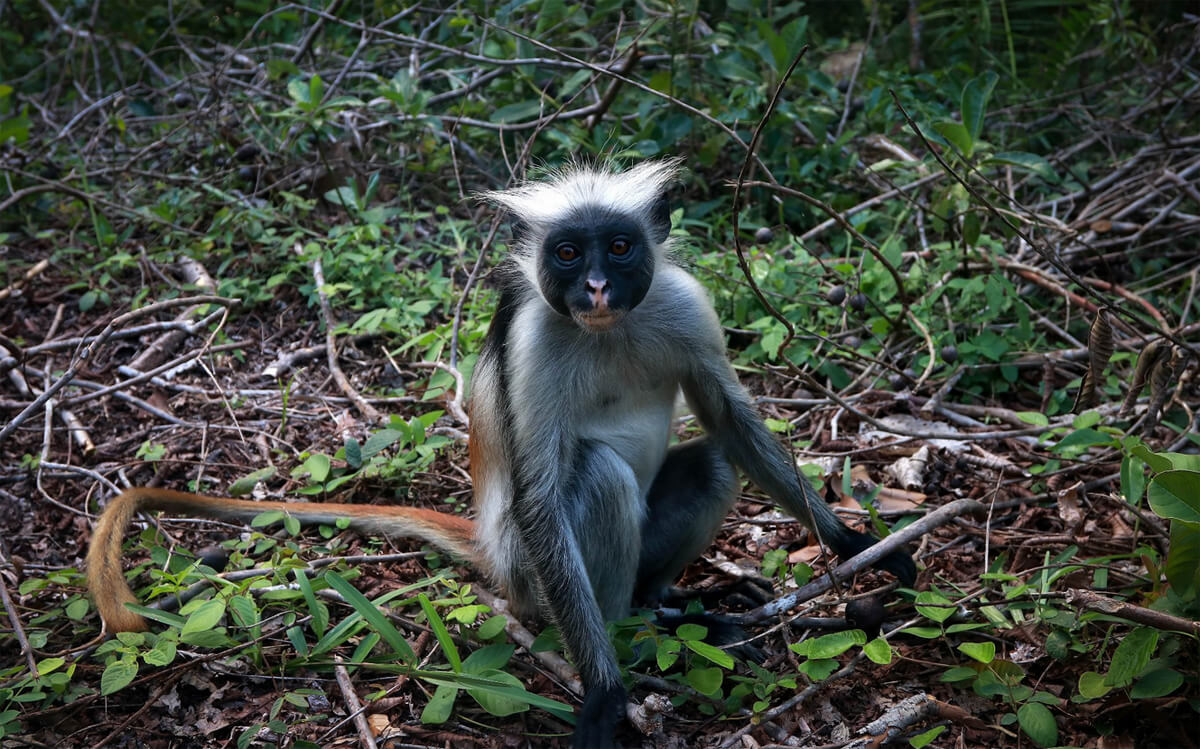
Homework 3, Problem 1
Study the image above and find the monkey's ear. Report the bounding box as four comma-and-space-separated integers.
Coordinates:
649, 194, 672, 244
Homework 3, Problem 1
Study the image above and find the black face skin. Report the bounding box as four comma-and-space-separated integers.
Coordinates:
537, 198, 670, 332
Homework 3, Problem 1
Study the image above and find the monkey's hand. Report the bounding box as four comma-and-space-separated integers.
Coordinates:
572, 682, 625, 748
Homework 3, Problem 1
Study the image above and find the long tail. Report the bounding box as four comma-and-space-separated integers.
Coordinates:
87, 487, 477, 633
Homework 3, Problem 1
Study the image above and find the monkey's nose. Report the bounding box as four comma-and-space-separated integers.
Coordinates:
585, 278, 610, 309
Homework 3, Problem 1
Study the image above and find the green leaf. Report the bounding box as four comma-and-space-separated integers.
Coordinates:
1120, 453, 1147, 504
36, 657, 65, 675
1166, 520, 1200, 599
940, 666, 979, 683
462, 644, 515, 673
898, 626, 943, 639
1148, 470, 1200, 523
983, 152, 1059, 183
1104, 628, 1157, 688
303, 454, 331, 483
685, 666, 724, 695
421, 683, 458, 724
791, 630, 866, 659
1053, 428, 1111, 455
1016, 702, 1057, 748
100, 656, 138, 695
465, 668, 531, 716
863, 638, 892, 664
1130, 668, 1184, 698
143, 637, 177, 666
933, 121, 973, 157
1016, 411, 1049, 426
957, 641, 996, 664
418, 594, 462, 673
344, 437, 362, 468
228, 466, 277, 496
363, 429, 406, 458
797, 658, 838, 681
181, 599, 226, 637
490, 100, 542, 124
909, 725, 947, 748
287, 77, 310, 105
477, 615, 507, 640
656, 639, 680, 671
961, 71, 999, 143
915, 591, 956, 623
674, 623, 707, 641
684, 639, 734, 669
323, 571, 415, 664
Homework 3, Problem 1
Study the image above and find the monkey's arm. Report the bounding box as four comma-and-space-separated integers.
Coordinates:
87, 487, 476, 633
682, 356, 917, 585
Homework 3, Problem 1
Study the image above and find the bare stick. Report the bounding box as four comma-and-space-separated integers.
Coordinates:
304, 244, 382, 424
332, 655, 379, 749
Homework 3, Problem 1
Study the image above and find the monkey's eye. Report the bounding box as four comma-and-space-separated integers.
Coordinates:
610, 238, 631, 256
555, 243, 580, 262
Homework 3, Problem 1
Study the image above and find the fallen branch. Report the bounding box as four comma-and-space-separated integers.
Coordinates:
1066, 589, 1200, 636
744, 499, 987, 624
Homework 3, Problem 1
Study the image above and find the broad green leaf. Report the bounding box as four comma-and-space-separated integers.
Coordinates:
100, 656, 138, 695
228, 466, 277, 496
1130, 668, 1184, 698
1165, 520, 1200, 599
798, 658, 838, 681
462, 644, 515, 673
363, 429, 406, 458
36, 657, 65, 675
957, 641, 996, 664
303, 453, 331, 483
1052, 428, 1110, 455
791, 630, 865, 659
933, 121, 973, 157
181, 599, 226, 637
940, 666, 978, 683
909, 725, 947, 748
143, 637, 177, 666
961, 71, 999, 142
421, 683, 458, 724
915, 591, 956, 623
983, 152, 1059, 183
1016, 411, 1049, 426
466, 668, 530, 716
684, 639, 734, 669
1120, 453, 1147, 504
863, 638, 892, 664
685, 666, 724, 695
1016, 702, 1057, 748
1104, 628, 1157, 688
674, 623, 707, 641
477, 615, 507, 640
1148, 470, 1200, 523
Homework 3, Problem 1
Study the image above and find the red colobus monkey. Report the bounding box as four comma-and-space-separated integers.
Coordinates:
89, 159, 915, 747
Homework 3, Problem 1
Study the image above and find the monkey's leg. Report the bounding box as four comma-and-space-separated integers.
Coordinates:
634, 437, 739, 606
633, 437, 766, 660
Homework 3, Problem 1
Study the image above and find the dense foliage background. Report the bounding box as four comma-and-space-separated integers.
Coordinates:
1, 1, 1198, 747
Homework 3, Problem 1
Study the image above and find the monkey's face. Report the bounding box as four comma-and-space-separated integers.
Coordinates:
537, 208, 656, 332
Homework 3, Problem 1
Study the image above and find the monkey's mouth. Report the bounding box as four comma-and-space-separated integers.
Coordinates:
573, 310, 625, 331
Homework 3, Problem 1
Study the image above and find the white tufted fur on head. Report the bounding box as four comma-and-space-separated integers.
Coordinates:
482, 158, 680, 242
